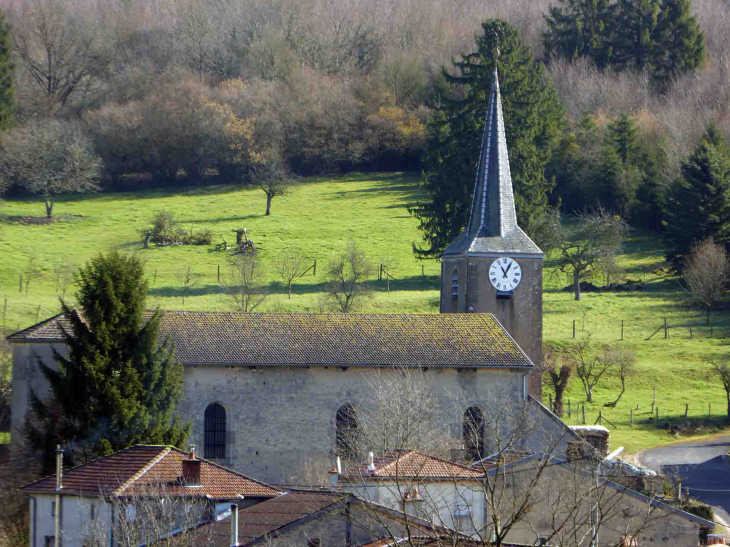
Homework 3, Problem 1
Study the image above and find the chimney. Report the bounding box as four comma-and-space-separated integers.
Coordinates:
230, 503, 239, 546
55, 445, 64, 491
329, 457, 342, 488
367, 452, 375, 473
675, 481, 682, 502
183, 446, 201, 487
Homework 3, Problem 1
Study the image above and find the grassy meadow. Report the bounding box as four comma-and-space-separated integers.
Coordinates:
1, 172, 729, 454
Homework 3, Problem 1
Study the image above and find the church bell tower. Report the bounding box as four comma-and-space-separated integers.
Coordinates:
440, 69, 544, 399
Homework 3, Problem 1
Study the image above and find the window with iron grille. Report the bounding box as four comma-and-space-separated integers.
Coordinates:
336, 404, 358, 460
204, 403, 226, 459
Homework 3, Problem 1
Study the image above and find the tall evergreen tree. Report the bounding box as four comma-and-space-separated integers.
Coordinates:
614, 0, 660, 71
411, 20, 565, 258
605, 113, 639, 166
664, 127, 730, 267
651, 0, 705, 86
0, 8, 14, 130
26, 251, 190, 474
543, 0, 616, 68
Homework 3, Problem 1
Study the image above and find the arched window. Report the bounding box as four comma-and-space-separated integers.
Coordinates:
204, 403, 226, 459
463, 407, 485, 461
336, 404, 358, 460
451, 269, 459, 297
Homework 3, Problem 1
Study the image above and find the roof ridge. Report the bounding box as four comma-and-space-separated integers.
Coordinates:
20, 444, 155, 492
6, 312, 65, 340
114, 446, 171, 496
165, 446, 280, 494
408, 449, 482, 474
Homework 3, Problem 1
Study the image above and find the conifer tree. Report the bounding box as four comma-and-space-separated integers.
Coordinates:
613, 0, 660, 71
605, 113, 639, 166
651, 0, 705, 86
543, 0, 616, 68
664, 127, 730, 268
411, 20, 565, 258
0, 8, 14, 130
26, 251, 190, 474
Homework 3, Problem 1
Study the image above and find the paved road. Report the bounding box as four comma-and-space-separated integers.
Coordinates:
639, 435, 730, 527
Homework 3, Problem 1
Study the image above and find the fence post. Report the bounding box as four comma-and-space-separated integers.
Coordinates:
421, 265, 424, 277
652, 386, 656, 412
621, 320, 624, 341
709, 402, 712, 417
630, 408, 634, 425
217, 265, 220, 283
36, 305, 40, 323
582, 404, 586, 425
314, 259, 317, 276
19, 274, 23, 293
568, 399, 572, 418
685, 404, 689, 418
573, 320, 576, 339
664, 317, 668, 339
2, 298, 6, 331
598, 411, 602, 425
153, 269, 157, 286
656, 407, 659, 426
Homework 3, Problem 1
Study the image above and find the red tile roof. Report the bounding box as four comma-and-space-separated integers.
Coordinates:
341, 450, 484, 480
8, 312, 533, 369
21, 445, 280, 500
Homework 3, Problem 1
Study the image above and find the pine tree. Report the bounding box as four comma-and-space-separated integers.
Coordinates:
0, 8, 14, 130
651, 0, 705, 86
613, 0, 661, 72
605, 113, 639, 166
26, 251, 190, 474
543, 0, 616, 68
411, 20, 565, 258
664, 127, 730, 268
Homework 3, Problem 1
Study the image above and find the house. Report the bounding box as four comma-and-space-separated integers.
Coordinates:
20, 444, 280, 547
165, 489, 464, 547
470, 452, 714, 547
334, 449, 488, 536
9, 69, 577, 485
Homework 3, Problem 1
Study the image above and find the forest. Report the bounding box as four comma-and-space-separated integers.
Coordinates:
0, 0, 729, 261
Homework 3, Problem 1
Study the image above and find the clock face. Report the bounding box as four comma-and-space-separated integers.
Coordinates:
489, 257, 522, 292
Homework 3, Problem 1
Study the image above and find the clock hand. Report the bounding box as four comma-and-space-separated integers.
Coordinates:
500, 265, 508, 278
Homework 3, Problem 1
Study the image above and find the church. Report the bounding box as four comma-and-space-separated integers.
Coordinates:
9, 71, 575, 484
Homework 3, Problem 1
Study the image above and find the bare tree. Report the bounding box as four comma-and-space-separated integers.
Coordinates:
602, 345, 636, 408
275, 251, 307, 299
323, 241, 374, 313
0, 336, 11, 433
534, 207, 628, 301
565, 335, 611, 403
23, 256, 43, 297
52, 261, 76, 299
222, 255, 268, 312
708, 357, 730, 420
11, 0, 112, 116
684, 239, 730, 326
250, 155, 297, 216
545, 347, 572, 417
174, 266, 201, 305
0, 119, 101, 218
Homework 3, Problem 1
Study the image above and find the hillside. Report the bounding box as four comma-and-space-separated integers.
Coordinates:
1, 172, 728, 453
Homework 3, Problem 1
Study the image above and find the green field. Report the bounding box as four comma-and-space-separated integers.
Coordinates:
1, 172, 728, 454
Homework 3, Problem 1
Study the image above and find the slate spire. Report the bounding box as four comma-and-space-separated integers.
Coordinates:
442, 68, 541, 256
466, 68, 518, 238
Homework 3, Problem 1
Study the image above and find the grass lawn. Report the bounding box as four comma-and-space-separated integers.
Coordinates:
1, 172, 728, 454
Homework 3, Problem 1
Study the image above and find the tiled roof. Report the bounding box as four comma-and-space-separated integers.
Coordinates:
174, 491, 347, 546
442, 69, 542, 258
8, 312, 533, 369
342, 450, 484, 480
21, 445, 280, 500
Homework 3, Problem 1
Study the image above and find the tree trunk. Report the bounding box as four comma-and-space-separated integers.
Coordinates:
585, 386, 593, 403
573, 269, 581, 301
611, 383, 626, 406
266, 194, 272, 216
45, 197, 54, 219
707, 307, 711, 327
288, 282, 292, 299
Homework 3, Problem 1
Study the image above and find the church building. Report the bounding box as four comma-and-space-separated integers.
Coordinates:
9, 71, 574, 484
